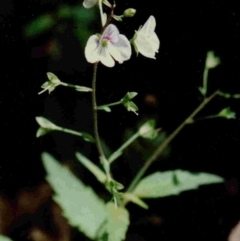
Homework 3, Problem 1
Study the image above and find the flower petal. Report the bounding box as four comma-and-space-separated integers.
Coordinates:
85, 35, 101, 63
134, 32, 156, 59
102, 24, 119, 43
99, 47, 115, 67
109, 35, 131, 63
133, 15, 160, 59
140, 15, 156, 35
83, 0, 97, 8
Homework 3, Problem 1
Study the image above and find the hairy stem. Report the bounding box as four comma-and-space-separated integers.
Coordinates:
92, 63, 106, 159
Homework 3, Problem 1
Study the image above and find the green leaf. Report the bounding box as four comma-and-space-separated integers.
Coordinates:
36, 127, 52, 137
47, 72, 61, 84
133, 170, 224, 198
76, 152, 107, 184
0, 235, 14, 241
105, 202, 130, 241
98, 106, 112, 112
218, 107, 236, 119
36, 116, 58, 130
123, 101, 138, 115
75, 86, 93, 92
24, 14, 55, 38
121, 92, 138, 103
42, 153, 107, 239
81, 132, 95, 142
123, 193, 148, 209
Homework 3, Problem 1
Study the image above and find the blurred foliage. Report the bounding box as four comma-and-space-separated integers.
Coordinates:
24, 3, 97, 47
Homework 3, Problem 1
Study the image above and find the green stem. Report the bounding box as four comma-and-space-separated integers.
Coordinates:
92, 63, 105, 157
202, 66, 209, 96
127, 90, 220, 193
109, 132, 140, 164
61, 82, 92, 92
60, 127, 83, 137
97, 100, 122, 109
98, 0, 104, 27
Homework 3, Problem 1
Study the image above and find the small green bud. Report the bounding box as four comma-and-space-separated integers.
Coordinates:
38, 72, 62, 94
123, 8, 136, 18
218, 107, 236, 119
206, 51, 220, 69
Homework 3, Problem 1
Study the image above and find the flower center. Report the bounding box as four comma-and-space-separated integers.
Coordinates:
101, 39, 108, 47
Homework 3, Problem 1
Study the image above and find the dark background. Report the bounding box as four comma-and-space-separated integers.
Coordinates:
1, 0, 240, 240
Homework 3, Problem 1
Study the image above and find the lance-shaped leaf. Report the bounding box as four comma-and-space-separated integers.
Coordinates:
123, 193, 148, 209
133, 170, 224, 198
76, 152, 107, 184
36, 116, 94, 142
36, 116, 60, 137
42, 153, 107, 239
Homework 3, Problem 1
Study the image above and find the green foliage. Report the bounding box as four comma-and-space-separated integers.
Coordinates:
121, 92, 138, 115
76, 152, 107, 184
0, 235, 14, 241
218, 107, 236, 119
138, 120, 158, 139
42, 153, 107, 240
24, 14, 55, 38
105, 202, 130, 241
133, 170, 224, 198
36, 116, 94, 142
123, 193, 149, 209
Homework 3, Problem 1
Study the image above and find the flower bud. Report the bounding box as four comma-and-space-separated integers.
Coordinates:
123, 8, 136, 17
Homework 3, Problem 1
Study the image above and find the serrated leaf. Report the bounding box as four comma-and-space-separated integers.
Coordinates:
76, 152, 106, 184
133, 170, 224, 198
0, 235, 14, 241
105, 202, 130, 241
42, 152, 107, 239
123, 193, 148, 209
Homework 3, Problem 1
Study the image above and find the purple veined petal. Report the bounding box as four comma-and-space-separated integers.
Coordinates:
102, 24, 120, 44
99, 47, 115, 67
140, 15, 156, 36
83, 0, 97, 8
85, 35, 101, 63
110, 34, 131, 62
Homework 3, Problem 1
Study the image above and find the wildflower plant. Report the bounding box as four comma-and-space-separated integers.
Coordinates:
31, 1, 240, 241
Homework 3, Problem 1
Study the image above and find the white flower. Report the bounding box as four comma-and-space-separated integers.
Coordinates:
85, 24, 132, 67
83, 0, 111, 8
83, 0, 97, 8
132, 15, 160, 59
